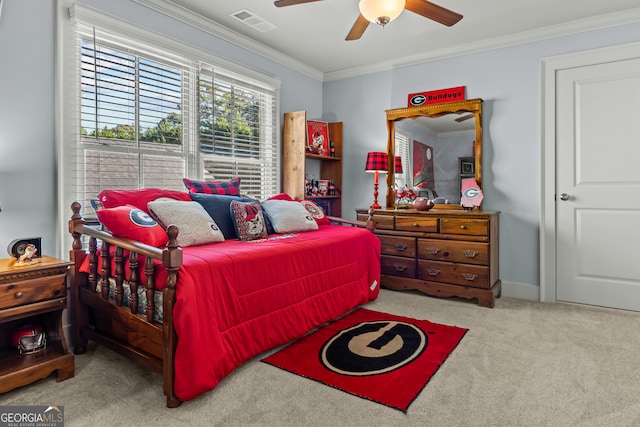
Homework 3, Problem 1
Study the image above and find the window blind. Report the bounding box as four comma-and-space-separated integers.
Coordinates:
395, 131, 412, 190
67, 18, 279, 220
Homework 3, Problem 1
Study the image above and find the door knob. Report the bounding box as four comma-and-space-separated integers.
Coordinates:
559, 193, 570, 201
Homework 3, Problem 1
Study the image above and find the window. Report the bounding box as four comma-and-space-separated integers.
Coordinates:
394, 131, 412, 191
66, 16, 279, 219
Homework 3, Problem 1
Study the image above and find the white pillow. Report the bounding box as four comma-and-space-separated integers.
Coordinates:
261, 200, 319, 233
147, 200, 225, 246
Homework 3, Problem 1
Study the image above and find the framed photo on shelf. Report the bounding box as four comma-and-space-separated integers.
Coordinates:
306, 120, 330, 156
460, 158, 475, 174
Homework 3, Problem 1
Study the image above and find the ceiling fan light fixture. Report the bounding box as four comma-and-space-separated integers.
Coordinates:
359, 0, 405, 27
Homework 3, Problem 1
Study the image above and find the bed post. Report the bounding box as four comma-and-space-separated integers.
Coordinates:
162, 224, 182, 408
366, 208, 376, 232
68, 202, 89, 354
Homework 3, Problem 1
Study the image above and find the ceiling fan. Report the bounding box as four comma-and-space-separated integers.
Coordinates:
455, 113, 475, 122
274, 0, 463, 41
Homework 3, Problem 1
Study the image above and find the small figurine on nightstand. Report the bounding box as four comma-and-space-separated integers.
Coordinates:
16, 243, 38, 266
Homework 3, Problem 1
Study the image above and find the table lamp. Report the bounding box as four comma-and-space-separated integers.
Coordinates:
365, 152, 388, 209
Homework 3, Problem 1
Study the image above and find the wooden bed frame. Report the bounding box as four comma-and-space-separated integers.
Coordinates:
68, 202, 374, 407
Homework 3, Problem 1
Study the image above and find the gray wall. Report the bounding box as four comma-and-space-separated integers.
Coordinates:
323, 22, 640, 297
2, 0, 640, 299
0, 0, 323, 258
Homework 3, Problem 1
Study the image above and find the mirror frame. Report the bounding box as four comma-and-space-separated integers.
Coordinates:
385, 98, 483, 210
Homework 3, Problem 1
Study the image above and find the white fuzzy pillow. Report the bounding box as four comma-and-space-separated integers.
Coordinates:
261, 199, 319, 233
147, 200, 225, 246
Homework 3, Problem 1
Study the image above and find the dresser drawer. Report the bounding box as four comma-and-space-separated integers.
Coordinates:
378, 235, 416, 257
417, 239, 489, 265
440, 218, 489, 236
417, 260, 490, 289
381, 255, 416, 278
357, 213, 395, 230
0, 273, 67, 310
395, 216, 438, 233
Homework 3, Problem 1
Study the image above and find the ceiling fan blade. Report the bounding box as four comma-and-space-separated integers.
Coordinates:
404, 0, 463, 27
455, 113, 475, 122
274, 0, 324, 7
345, 14, 370, 41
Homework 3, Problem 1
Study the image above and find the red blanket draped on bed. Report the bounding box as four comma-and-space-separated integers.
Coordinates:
80, 225, 380, 401
170, 225, 379, 401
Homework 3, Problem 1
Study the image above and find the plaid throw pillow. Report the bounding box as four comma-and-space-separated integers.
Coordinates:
183, 177, 241, 196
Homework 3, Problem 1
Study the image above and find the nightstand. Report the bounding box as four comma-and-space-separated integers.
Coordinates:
0, 256, 74, 393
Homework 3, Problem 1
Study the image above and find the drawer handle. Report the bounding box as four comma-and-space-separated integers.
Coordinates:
462, 273, 478, 281
394, 264, 408, 272
426, 269, 440, 276
460, 225, 466, 229
463, 250, 479, 258
15, 291, 23, 299
426, 247, 440, 255
394, 244, 407, 251
413, 223, 419, 227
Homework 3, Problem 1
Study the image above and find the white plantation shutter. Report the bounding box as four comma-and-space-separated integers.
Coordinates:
198, 67, 278, 200
64, 13, 280, 220
395, 131, 412, 190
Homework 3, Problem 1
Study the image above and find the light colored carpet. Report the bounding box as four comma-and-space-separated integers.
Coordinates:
2, 289, 640, 427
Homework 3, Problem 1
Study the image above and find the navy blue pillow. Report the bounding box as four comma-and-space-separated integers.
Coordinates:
190, 193, 256, 239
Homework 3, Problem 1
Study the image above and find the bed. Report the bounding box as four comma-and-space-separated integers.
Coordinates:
68, 195, 380, 407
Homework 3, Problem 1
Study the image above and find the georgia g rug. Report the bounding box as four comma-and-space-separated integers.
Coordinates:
262, 308, 468, 412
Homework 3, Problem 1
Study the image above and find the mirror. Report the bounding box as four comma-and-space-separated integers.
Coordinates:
385, 98, 483, 209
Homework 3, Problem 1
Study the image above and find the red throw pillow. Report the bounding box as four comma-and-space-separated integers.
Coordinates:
182, 177, 241, 196
98, 188, 190, 213
299, 200, 330, 225
96, 205, 169, 248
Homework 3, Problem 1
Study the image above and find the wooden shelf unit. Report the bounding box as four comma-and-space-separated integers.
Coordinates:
282, 111, 343, 217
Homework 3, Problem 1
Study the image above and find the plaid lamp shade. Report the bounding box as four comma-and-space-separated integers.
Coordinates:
394, 156, 403, 174
365, 152, 388, 172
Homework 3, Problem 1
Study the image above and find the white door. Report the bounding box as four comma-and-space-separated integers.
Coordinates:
556, 57, 640, 311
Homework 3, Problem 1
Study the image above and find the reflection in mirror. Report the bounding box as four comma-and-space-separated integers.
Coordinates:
385, 99, 483, 209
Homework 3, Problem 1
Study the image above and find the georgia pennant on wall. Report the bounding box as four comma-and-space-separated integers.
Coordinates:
408, 86, 465, 107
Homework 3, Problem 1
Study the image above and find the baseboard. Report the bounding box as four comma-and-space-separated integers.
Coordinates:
500, 281, 540, 301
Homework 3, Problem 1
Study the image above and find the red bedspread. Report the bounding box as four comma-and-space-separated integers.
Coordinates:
172, 225, 379, 401
79, 225, 380, 400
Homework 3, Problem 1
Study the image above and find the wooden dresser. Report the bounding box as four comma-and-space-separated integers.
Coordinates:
356, 208, 501, 307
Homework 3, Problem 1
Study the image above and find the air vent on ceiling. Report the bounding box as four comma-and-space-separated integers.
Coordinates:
229, 9, 277, 33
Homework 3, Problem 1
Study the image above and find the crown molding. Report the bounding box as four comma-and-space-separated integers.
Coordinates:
132, 0, 324, 81
132, 1, 640, 83
324, 7, 640, 81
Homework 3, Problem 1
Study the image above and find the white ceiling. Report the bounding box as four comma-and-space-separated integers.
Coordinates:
138, 0, 640, 79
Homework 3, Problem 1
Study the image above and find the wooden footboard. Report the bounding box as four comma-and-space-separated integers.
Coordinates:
68, 202, 183, 408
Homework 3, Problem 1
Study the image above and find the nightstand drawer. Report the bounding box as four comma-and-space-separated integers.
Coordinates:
378, 235, 416, 257
417, 239, 489, 265
0, 274, 67, 310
